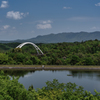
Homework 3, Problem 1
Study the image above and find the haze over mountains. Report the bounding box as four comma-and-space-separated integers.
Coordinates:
0, 31, 100, 43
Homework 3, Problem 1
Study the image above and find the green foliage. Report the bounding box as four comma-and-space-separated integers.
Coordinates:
55, 59, 63, 65
83, 57, 94, 65
70, 55, 80, 65
0, 53, 8, 64
25, 59, 33, 65
12, 48, 22, 53
1, 40, 100, 65
0, 70, 100, 100
0, 70, 34, 100
14, 53, 25, 64
37, 79, 100, 100
30, 56, 41, 64
7, 57, 16, 65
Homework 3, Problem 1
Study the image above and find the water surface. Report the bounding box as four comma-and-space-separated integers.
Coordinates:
2, 69, 100, 95
14, 70, 100, 94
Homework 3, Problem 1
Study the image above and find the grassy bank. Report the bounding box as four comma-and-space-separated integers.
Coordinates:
1, 65, 100, 68
1, 65, 100, 71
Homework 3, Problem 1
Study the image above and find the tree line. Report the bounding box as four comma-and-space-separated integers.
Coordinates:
0, 39, 100, 65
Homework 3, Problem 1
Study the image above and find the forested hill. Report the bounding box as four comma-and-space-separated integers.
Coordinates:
28, 31, 100, 43
1, 40, 100, 65
0, 31, 100, 43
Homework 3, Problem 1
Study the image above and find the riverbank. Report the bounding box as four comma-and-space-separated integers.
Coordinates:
0, 65, 100, 70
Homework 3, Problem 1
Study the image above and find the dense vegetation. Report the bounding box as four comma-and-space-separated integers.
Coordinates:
1, 39, 100, 65
0, 70, 100, 100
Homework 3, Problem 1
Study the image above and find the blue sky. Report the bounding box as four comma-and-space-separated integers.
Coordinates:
0, 0, 100, 40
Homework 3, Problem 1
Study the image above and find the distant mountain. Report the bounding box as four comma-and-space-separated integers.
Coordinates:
0, 31, 100, 43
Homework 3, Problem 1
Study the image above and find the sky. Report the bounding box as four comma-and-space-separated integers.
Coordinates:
0, 0, 100, 40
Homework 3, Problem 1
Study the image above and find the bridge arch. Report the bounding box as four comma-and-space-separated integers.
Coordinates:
16, 42, 44, 55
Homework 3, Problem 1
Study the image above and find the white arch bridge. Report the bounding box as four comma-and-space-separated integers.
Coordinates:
16, 42, 44, 55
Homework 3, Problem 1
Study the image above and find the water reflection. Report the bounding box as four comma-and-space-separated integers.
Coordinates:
1, 69, 100, 94
1, 69, 100, 80
0, 69, 36, 77
69, 71, 100, 80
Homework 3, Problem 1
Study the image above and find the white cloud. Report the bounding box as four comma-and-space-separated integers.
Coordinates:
63, 7, 72, 9
37, 24, 52, 29
6, 11, 29, 20
37, 20, 52, 29
3, 25, 10, 29
95, 2, 100, 6
0, 25, 10, 31
42, 20, 52, 24
91, 26, 100, 30
0, 1, 8, 8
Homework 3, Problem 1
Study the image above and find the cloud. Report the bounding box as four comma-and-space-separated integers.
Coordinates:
0, 25, 10, 31
3, 25, 10, 29
37, 24, 52, 29
42, 20, 52, 24
0, 1, 8, 8
91, 26, 100, 30
37, 20, 52, 29
95, 2, 100, 6
12, 27, 16, 29
63, 7, 72, 9
6, 11, 29, 20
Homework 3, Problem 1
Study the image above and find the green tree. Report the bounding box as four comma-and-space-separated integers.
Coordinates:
25, 59, 33, 65
12, 48, 22, 53
55, 59, 63, 65
83, 57, 94, 65
13, 53, 25, 64
31, 56, 41, 64
70, 55, 80, 65
0, 53, 8, 64
0, 70, 34, 100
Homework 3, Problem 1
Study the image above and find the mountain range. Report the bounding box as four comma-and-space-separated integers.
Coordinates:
0, 31, 100, 43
